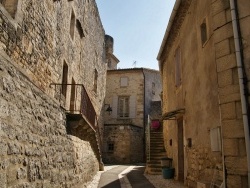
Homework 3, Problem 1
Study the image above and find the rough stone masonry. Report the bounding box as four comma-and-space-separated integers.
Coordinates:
0, 0, 107, 187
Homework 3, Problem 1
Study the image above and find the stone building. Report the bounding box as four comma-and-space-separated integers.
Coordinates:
102, 56, 162, 164
0, 0, 107, 187
157, 0, 250, 187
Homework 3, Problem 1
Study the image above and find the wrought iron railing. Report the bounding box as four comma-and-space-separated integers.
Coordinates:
146, 115, 151, 161
50, 83, 96, 128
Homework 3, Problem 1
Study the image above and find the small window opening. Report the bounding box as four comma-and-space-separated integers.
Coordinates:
70, 78, 76, 112
118, 96, 129, 118
152, 82, 155, 95
108, 61, 111, 68
120, 77, 128, 87
0, 0, 18, 18
70, 10, 75, 40
108, 143, 114, 152
76, 19, 84, 38
200, 19, 208, 45
62, 62, 68, 97
175, 47, 181, 87
94, 69, 98, 93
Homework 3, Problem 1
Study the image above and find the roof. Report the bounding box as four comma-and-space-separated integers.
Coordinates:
157, 0, 192, 65
107, 67, 159, 74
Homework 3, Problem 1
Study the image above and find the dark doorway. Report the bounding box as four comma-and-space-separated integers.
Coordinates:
177, 117, 184, 181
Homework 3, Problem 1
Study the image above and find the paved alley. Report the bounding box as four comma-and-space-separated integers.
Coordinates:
98, 165, 155, 188
94, 165, 187, 188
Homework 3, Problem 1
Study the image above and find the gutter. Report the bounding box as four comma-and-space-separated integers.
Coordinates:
157, 0, 182, 69
229, 0, 250, 186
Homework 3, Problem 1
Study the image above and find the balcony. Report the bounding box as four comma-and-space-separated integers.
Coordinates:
50, 83, 96, 130
50, 83, 103, 170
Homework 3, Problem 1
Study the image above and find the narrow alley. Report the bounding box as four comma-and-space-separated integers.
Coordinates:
87, 164, 187, 188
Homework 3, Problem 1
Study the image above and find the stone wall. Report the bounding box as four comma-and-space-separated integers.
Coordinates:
212, 0, 250, 187
102, 125, 143, 164
0, 0, 107, 187
0, 0, 107, 116
160, 0, 223, 186
143, 69, 162, 123
160, 0, 249, 187
0, 55, 99, 188
104, 69, 145, 127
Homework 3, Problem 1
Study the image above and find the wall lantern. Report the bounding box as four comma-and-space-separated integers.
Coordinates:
105, 104, 112, 115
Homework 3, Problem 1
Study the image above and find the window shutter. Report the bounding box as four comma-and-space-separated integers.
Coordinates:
129, 95, 136, 118
120, 77, 128, 87
112, 95, 118, 118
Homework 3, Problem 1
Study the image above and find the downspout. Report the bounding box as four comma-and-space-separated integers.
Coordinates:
229, 0, 250, 186
142, 69, 146, 162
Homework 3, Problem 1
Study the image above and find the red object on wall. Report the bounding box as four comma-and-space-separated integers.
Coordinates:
151, 120, 160, 130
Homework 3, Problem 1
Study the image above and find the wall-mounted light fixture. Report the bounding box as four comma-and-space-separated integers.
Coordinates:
104, 104, 112, 115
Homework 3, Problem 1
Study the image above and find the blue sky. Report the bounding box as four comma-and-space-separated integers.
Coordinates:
96, 0, 175, 70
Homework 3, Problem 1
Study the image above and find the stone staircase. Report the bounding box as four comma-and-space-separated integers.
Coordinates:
146, 130, 166, 175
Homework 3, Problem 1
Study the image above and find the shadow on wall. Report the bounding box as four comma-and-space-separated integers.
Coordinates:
0, 57, 99, 187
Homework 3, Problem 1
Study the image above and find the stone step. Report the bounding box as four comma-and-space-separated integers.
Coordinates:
149, 149, 166, 153
150, 140, 163, 143
147, 167, 162, 175
150, 144, 164, 147
148, 164, 162, 168
149, 156, 166, 160
150, 151, 166, 155
150, 134, 163, 137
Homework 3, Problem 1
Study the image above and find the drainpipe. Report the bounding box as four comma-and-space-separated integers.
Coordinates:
229, 0, 250, 186
142, 69, 146, 162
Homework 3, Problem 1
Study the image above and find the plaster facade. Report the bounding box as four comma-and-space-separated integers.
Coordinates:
158, 0, 250, 187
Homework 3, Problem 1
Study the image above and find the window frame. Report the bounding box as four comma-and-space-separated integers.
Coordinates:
200, 18, 208, 46
107, 142, 114, 153
93, 69, 98, 93
175, 47, 181, 87
118, 96, 130, 118
120, 77, 128, 87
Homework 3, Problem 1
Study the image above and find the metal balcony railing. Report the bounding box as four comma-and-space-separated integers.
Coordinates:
50, 83, 96, 128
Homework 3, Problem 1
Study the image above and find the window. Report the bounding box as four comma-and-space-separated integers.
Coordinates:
0, 0, 18, 18
70, 10, 75, 40
120, 77, 128, 87
118, 96, 129, 118
76, 19, 84, 38
93, 69, 98, 93
200, 19, 208, 45
62, 62, 68, 97
175, 47, 181, 87
152, 82, 155, 95
107, 143, 114, 152
108, 61, 111, 68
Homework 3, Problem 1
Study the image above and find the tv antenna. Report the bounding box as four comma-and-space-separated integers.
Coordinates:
132, 61, 137, 68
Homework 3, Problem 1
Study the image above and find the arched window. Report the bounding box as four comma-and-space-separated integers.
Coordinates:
76, 19, 84, 38
94, 69, 98, 93
62, 62, 68, 97
0, 0, 18, 18
70, 10, 75, 40
200, 19, 208, 45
